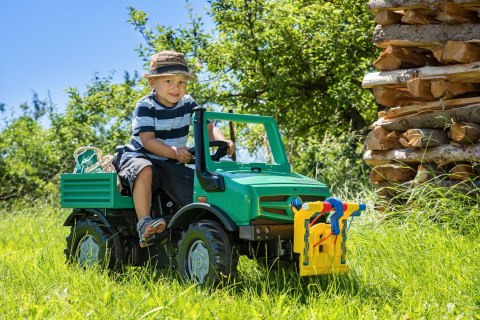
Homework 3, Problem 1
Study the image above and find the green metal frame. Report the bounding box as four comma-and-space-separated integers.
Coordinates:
201, 111, 291, 173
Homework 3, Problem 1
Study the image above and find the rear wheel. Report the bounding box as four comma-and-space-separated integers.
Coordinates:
176, 220, 238, 285
65, 219, 124, 271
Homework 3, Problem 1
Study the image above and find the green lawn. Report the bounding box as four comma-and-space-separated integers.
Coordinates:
1, 189, 479, 319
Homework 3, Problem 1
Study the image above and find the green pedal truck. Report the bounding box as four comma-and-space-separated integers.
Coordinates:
61, 107, 365, 283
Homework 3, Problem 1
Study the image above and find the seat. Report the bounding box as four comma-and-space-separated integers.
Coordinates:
112, 145, 125, 174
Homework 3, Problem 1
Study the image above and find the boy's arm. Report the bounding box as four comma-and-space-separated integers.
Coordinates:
207, 123, 235, 155
139, 132, 192, 163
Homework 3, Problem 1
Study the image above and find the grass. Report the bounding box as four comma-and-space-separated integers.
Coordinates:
0, 186, 479, 319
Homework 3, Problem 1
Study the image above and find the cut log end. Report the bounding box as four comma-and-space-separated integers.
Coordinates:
370, 164, 417, 183
450, 122, 480, 144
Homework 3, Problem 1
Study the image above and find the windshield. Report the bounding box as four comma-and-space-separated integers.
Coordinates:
201, 111, 290, 173
210, 120, 274, 164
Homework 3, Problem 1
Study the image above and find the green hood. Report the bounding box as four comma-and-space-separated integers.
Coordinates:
226, 171, 327, 187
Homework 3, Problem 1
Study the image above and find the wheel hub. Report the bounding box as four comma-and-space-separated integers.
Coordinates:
76, 234, 100, 267
187, 240, 209, 283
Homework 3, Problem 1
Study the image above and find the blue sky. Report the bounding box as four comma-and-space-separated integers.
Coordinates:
0, 0, 210, 120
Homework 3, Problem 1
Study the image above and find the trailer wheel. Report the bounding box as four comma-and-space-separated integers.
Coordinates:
176, 220, 238, 285
65, 219, 124, 271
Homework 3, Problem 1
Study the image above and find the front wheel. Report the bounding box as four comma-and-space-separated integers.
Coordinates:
65, 219, 124, 271
176, 220, 238, 285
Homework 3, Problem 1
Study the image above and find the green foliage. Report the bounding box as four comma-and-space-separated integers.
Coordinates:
1, 2, 379, 198
0, 73, 143, 199
128, 0, 378, 180
50, 72, 142, 172
0, 117, 60, 199
19, 91, 54, 122
378, 181, 480, 235
290, 129, 369, 193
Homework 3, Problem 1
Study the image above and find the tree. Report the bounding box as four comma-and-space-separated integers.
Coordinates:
128, 0, 377, 186
0, 116, 60, 200
0, 73, 143, 200
50, 72, 143, 172
1, 1, 378, 199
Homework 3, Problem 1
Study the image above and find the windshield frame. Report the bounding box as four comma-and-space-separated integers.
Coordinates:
199, 111, 291, 173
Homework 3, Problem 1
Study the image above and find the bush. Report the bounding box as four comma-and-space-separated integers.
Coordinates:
290, 129, 370, 193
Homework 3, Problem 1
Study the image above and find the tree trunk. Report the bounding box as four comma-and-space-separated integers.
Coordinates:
373, 179, 480, 197
378, 96, 480, 120
372, 86, 417, 107
363, 62, 480, 89
363, 143, 480, 166
374, 10, 403, 25
435, 3, 478, 24
340, 106, 367, 131
407, 78, 434, 100
372, 24, 480, 48
365, 126, 404, 150
399, 128, 450, 148
450, 163, 477, 180
401, 9, 436, 24
374, 103, 480, 131
373, 46, 437, 71
414, 163, 444, 183
370, 164, 417, 182
441, 41, 480, 64
368, 0, 480, 12
431, 80, 479, 99
450, 122, 480, 144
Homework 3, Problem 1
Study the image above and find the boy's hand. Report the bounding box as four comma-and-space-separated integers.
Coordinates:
226, 140, 235, 155
174, 147, 192, 163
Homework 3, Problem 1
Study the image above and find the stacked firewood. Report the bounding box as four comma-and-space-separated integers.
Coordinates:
362, 0, 480, 200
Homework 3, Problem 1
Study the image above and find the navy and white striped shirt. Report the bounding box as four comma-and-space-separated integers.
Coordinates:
121, 91, 198, 165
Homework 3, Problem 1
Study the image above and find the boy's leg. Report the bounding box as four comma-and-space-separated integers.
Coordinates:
132, 165, 152, 220
118, 157, 166, 247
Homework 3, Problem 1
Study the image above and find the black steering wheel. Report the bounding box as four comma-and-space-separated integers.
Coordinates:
187, 140, 229, 163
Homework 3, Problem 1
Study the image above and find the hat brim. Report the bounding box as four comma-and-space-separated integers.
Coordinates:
144, 72, 195, 80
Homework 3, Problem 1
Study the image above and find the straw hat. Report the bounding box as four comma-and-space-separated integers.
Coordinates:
144, 50, 195, 80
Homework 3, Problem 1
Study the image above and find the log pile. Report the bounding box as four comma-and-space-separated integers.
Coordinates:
362, 0, 480, 200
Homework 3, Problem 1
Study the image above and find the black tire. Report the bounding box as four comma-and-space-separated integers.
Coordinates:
65, 219, 124, 272
176, 220, 238, 285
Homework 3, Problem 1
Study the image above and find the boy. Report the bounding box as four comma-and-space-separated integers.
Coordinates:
119, 50, 234, 247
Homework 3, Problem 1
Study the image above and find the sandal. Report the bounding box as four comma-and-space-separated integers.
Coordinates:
138, 218, 166, 248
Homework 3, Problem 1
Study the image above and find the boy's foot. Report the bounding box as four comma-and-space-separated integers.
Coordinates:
137, 217, 167, 248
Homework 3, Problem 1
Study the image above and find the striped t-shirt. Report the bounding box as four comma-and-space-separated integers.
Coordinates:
121, 91, 198, 165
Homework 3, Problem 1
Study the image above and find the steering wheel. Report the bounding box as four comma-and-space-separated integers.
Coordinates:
187, 140, 229, 163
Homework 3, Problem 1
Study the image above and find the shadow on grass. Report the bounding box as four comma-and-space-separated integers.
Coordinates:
89, 243, 394, 305
221, 258, 389, 304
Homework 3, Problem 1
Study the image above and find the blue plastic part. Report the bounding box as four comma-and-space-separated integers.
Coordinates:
325, 197, 344, 235
351, 203, 366, 217
291, 197, 303, 211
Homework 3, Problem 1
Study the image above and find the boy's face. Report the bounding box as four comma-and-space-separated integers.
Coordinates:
149, 75, 188, 107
